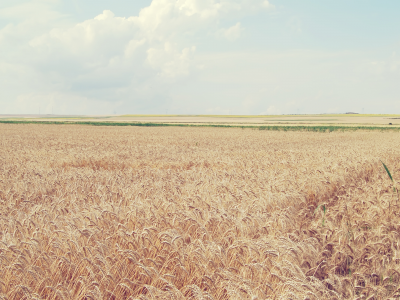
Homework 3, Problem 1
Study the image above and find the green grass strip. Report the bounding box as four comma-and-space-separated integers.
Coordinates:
0, 120, 400, 132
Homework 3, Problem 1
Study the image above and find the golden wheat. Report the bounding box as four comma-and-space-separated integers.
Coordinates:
1, 124, 400, 299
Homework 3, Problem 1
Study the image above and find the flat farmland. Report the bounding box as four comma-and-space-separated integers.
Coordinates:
115, 114, 400, 126
1, 124, 400, 299
2, 114, 400, 127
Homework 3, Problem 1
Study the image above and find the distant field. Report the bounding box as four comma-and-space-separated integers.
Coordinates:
1, 113, 400, 130
1, 124, 400, 299
1, 119, 400, 132
121, 114, 400, 118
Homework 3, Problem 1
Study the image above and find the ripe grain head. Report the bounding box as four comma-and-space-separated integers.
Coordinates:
1, 124, 400, 299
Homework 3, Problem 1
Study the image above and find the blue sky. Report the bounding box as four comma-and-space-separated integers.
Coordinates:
1, 0, 400, 115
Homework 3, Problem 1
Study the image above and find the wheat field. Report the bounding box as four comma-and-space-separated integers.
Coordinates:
1, 124, 400, 299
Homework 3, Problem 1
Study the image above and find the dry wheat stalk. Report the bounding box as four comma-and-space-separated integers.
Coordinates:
0, 124, 400, 299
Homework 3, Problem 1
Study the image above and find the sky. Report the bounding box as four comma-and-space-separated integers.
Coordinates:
1, 0, 400, 115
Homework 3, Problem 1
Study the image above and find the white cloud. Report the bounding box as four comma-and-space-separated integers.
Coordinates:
217, 22, 243, 41
3, 0, 398, 115
124, 39, 146, 58
147, 44, 196, 78
0, 0, 71, 48
262, 0, 272, 8
0, 0, 274, 114
0, 0, 62, 22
